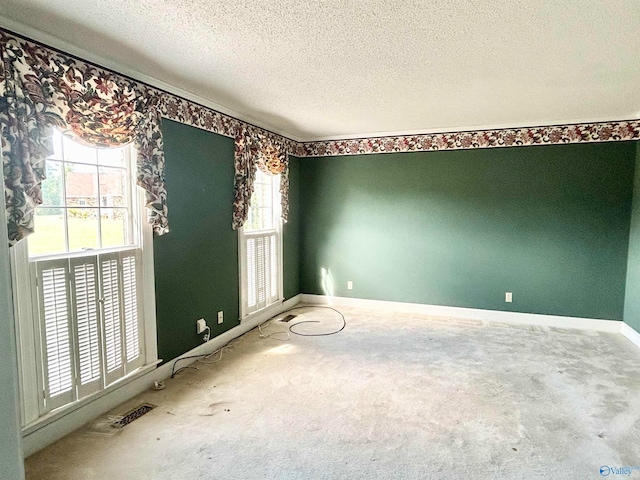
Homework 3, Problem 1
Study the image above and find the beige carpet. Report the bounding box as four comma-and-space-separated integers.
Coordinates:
25, 306, 640, 479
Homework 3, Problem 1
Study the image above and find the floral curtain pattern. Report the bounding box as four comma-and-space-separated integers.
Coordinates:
256, 138, 286, 175
7, 29, 632, 243
134, 102, 168, 235
232, 129, 289, 230
232, 127, 258, 230
1, 34, 64, 244
1, 31, 169, 244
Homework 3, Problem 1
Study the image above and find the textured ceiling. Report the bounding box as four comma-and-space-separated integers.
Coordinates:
1, 0, 639, 141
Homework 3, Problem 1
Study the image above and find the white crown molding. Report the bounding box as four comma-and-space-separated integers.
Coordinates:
0, 15, 303, 142
300, 116, 640, 142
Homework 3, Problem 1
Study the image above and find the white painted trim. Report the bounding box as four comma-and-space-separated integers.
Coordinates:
22, 294, 301, 457
621, 322, 640, 349
241, 295, 300, 327
0, 181, 26, 478
300, 116, 640, 142
139, 189, 158, 365
9, 241, 40, 425
239, 172, 285, 319
299, 294, 623, 333
238, 225, 248, 320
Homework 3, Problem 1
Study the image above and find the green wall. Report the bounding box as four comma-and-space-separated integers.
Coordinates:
153, 119, 635, 361
300, 142, 636, 320
154, 120, 239, 362
283, 156, 301, 299
154, 120, 301, 363
624, 142, 640, 332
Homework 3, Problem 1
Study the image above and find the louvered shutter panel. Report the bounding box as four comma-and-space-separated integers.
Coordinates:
37, 261, 75, 410
270, 234, 278, 301
247, 238, 257, 310
69, 257, 103, 398
121, 251, 143, 370
100, 254, 125, 385
243, 232, 280, 316
256, 236, 266, 309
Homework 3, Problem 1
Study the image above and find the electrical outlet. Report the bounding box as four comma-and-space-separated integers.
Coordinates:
505, 292, 513, 303
347, 281, 353, 290
217, 311, 224, 324
196, 318, 207, 334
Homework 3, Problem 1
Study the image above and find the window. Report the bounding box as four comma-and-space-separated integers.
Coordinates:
11, 131, 157, 424
29, 131, 135, 256
239, 168, 282, 318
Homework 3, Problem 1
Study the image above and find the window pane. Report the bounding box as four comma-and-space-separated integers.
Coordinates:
98, 167, 127, 208
100, 209, 128, 248
65, 163, 98, 207
30, 209, 66, 256
246, 171, 278, 232
97, 147, 126, 168
49, 130, 64, 161
62, 135, 97, 164
41, 160, 64, 207
67, 209, 99, 251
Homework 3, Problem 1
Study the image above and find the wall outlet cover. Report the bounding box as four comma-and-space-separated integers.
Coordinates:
217, 311, 224, 324
196, 318, 207, 334
505, 292, 513, 303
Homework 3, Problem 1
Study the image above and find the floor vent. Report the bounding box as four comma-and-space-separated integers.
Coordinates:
111, 403, 155, 429
279, 314, 297, 323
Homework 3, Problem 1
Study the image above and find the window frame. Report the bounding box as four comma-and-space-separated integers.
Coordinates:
238, 169, 284, 320
10, 140, 158, 428
29, 130, 137, 259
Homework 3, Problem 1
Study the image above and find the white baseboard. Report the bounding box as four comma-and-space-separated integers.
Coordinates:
22, 292, 633, 457
621, 322, 640, 348
22, 294, 301, 457
299, 294, 623, 333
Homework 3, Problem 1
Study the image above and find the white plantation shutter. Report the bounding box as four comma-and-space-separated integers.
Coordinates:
270, 235, 277, 299
257, 236, 266, 308
100, 254, 125, 385
242, 232, 279, 315
34, 249, 145, 412
121, 252, 143, 370
36, 261, 75, 410
247, 238, 257, 309
69, 257, 102, 398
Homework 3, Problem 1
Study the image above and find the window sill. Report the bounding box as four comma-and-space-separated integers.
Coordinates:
241, 299, 284, 324
21, 360, 161, 436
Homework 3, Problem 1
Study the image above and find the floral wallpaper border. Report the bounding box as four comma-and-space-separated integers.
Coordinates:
298, 121, 640, 158
158, 93, 299, 154
4, 28, 639, 161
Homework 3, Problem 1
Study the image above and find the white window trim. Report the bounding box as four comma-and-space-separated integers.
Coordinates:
238, 172, 284, 321
11, 186, 157, 429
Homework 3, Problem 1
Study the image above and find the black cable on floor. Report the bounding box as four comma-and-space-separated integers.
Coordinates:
285, 305, 347, 337
170, 345, 226, 378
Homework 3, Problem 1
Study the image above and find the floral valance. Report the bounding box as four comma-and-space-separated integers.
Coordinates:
1, 29, 299, 245
232, 128, 289, 230
1, 31, 168, 245
6, 28, 633, 243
